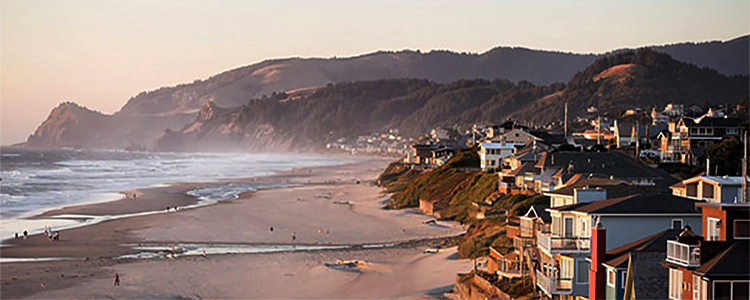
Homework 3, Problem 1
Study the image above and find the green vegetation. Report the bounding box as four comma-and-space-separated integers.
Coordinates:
659, 162, 703, 179
383, 149, 485, 210
378, 151, 552, 259
701, 139, 743, 176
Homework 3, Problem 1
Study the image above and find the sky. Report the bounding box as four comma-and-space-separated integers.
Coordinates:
1, 0, 748, 145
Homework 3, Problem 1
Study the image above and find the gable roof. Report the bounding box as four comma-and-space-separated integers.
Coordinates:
533, 151, 678, 191
551, 194, 701, 215
524, 204, 551, 223
694, 241, 750, 278
679, 117, 743, 128
603, 229, 682, 268
545, 175, 626, 197
628, 252, 669, 300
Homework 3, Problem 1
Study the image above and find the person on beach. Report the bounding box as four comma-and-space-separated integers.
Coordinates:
23, 230, 28, 239
114, 273, 120, 286
14, 232, 18, 239
201, 249, 207, 258
269, 226, 274, 233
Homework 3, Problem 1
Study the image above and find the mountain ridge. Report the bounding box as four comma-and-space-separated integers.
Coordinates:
23, 36, 750, 150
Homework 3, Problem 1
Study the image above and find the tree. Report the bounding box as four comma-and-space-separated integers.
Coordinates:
701, 139, 742, 176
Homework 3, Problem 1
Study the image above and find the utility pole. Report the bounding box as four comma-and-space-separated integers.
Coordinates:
597, 116, 601, 145
564, 101, 569, 139
743, 130, 748, 203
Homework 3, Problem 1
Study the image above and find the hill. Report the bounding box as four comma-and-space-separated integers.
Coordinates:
24, 37, 750, 150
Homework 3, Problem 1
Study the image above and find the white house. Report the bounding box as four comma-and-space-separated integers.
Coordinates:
479, 142, 515, 171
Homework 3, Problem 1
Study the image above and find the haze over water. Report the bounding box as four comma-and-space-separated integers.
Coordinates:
0, 148, 344, 219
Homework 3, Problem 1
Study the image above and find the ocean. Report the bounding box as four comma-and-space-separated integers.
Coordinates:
0, 148, 345, 220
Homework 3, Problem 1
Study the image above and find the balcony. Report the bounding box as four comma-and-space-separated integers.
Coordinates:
666, 240, 700, 267
537, 232, 590, 253
514, 235, 536, 250
535, 269, 573, 295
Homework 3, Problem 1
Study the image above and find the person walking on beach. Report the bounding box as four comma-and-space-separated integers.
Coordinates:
114, 273, 120, 286
23, 230, 28, 239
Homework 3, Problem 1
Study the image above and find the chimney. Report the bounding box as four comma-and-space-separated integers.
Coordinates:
589, 220, 607, 300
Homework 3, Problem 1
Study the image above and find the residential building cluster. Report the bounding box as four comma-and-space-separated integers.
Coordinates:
395, 108, 748, 300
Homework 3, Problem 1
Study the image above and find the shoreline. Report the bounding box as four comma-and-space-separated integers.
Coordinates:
0, 154, 470, 299
1, 152, 358, 243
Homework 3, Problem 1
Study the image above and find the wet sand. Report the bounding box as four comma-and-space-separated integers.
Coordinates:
0, 155, 469, 299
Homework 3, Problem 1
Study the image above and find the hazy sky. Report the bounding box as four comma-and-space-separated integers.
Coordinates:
1, 0, 748, 145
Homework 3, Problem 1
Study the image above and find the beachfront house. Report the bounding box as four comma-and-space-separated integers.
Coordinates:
664, 202, 749, 300
479, 141, 515, 172
535, 194, 702, 299
670, 175, 750, 204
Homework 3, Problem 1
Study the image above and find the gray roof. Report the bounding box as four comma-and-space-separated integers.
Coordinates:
552, 194, 701, 215
629, 252, 669, 300
537, 151, 678, 192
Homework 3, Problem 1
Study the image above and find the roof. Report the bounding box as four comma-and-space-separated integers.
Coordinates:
525, 204, 551, 223
480, 142, 514, 149
628, 252, 669, 300
688, 117, 744, 127
529, 131, 567, 145
551, 194, 701, 215
545, 175, 626, 197
535, 151, 678, 192
509, 161, 536, 177
672, 176, 750, 189
603, 229, 682, 268
694, 241, 750, 278
674, 227, 703, 245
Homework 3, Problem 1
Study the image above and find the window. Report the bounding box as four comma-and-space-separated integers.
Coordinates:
713, 281, 750, 300
672, 219, 683, 230
735, 220, 750, 239
561, 258, 574, 279
621, 271, 627, 288
708, 218, 721, 241
694, 276, 701, 300
608, 269, 616, 287
576, 260, 589, 284
564, 217, 574, 237
669, 269, 683, 300
580, 218, 590, 237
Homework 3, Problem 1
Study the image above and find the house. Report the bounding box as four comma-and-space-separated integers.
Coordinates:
590, 228, 682, 300
489, 205, 551, 280
544, 174, 660, 207
533, 151, 678, 193
479, 142, 515, 171
405, 143, 436, 165
664, 202, 749, 300
535, 194, 702, 299
661, 117, 743, 164
671, 175, 750, 204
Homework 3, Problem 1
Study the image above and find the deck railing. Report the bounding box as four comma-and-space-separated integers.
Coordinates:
537, 232, 590, 253
666, 240, 700, 267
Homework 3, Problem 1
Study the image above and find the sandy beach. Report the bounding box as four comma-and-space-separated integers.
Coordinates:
0, 155, 470, 299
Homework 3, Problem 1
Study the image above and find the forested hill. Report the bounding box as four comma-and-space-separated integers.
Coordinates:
510, 48, 749, 124
117, 36, 747, 117
150, 49, 748, 152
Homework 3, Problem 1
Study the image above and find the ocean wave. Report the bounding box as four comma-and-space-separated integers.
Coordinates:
187, 183, 258, 201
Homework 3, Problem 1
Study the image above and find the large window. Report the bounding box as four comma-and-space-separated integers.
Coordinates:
669, 269, 683, 300
735, 220, 750, 239
693, 276, 701, 300
576, 260, 589, 284
708, 218, 721, 241
714, 281, 750, 300
561, 258, 574, 279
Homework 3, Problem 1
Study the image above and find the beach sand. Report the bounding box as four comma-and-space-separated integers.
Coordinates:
0, 155, 470, 299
